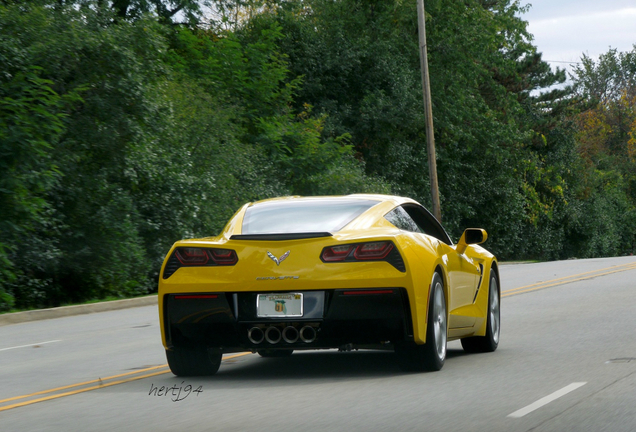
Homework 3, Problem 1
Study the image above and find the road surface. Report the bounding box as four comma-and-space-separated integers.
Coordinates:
1, 256, 635, 431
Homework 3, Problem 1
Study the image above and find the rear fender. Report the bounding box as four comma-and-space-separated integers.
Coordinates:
399, 235, 446, 345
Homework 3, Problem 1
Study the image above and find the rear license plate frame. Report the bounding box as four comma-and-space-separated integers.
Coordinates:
256, 293, 304, 318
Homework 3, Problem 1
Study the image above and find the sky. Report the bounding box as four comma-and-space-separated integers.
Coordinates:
518, 0, 636, 75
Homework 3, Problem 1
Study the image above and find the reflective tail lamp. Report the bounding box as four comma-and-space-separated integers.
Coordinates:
175, 248, 210, 265
321, 241, 395, 262
163, 247, 238, 279
353, 241, 394, 260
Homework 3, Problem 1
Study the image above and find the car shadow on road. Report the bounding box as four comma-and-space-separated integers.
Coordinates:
183, 348, 470, 388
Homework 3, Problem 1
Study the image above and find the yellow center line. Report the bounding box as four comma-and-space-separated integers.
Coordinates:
0, 370, 171, 412
502, 262, 636, 294
0, 364, 170, 404
502, 262, 636, 298
0, 352, 253, 412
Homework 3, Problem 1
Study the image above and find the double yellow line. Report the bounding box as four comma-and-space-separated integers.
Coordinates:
502, 261, 636, 298
0, 352, 252, 412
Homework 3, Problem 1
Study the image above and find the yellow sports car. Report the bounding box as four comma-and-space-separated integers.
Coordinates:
158, 195, 500, 375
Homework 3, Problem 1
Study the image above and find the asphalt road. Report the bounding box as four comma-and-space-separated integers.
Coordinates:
1, 256, 635, 431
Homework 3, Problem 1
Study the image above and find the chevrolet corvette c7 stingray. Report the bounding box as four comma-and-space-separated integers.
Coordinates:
158, 194, 500, 375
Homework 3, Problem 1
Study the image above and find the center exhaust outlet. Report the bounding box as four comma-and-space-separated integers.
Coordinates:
265, 326, 282, 344
299, 326, 316, 343
282, 326, 299, 344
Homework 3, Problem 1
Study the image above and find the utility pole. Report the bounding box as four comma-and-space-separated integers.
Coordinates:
416, 0, 442, 222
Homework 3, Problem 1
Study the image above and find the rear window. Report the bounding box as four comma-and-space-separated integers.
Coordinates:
242, 199, 379, 235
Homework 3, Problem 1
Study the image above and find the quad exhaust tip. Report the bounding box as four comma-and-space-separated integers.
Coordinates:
282, 326, 299, 344
300, 325, 316, 343
265, 326, 282, 344
248, 327, 264, 344
249, 325, 316, 344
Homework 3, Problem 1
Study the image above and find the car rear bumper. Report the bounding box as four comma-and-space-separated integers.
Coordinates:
162, 288, 414, 352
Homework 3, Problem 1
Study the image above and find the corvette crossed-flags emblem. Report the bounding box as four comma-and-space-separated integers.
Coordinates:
267, 250, 290, 266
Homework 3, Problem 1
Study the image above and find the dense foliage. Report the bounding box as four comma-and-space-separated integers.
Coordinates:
1, 0, 635, 310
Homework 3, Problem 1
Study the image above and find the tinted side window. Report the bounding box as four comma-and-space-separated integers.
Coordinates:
402, 205, 453, 245
384, 207, 422, 233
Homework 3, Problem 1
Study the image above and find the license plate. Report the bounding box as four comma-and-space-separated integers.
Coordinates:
257, 293, 303, 317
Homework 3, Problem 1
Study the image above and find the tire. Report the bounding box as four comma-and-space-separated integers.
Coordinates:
166, 346, 223, 376
461, 268, 500, 353
257, 349, 294, 358
397, 272, 447, 372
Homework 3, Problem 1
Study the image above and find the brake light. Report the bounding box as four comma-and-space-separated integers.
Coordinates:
321, 241, 396, 263
210, 249, 238, 265
173, 247, 238, 266
163, 247, 239, 279
322, 245, 355, 262
353, 242, 393, 260
175, 248, 209, 265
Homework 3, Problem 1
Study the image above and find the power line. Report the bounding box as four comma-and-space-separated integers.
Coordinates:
544, 60, 581, 64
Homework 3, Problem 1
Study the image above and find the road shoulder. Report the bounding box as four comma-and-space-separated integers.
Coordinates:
0, 295, 158, 326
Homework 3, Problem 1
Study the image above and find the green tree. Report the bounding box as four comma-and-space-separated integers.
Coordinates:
567, 47, 636, 256
238, 0, 575, 259
0, 68, 70, 310
169, 20, 389, 196
0, 0, 385, 310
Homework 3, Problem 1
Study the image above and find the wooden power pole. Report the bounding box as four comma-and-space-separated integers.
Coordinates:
416, 0, 442, 222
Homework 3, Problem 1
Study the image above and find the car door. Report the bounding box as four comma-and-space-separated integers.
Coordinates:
399, 205, 481, 329
445, 246, 481, 328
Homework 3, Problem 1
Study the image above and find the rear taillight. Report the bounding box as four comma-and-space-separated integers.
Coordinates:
209, 248, 238, 265
175, 248, 209, 265
321, 245, 355, 262
321, 241, 398, 265
163, 247, 238, 279
353, 242, 393, 260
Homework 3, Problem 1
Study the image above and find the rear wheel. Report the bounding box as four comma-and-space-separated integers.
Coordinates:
461, 269, 500, 353
396, 272, 447, 372
166, 346, 222, 376
257, 349, 294, 358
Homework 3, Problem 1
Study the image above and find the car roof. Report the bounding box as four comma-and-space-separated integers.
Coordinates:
224, 194, 429, 239
247, 194, 419, 207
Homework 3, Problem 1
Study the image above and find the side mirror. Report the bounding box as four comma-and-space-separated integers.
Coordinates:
456, 228, 488, 255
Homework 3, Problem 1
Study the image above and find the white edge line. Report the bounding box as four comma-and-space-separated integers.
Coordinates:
0, 340, 63, 352
507, 382, 587, 418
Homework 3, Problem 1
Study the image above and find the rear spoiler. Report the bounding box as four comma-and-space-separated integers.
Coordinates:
230, 232, 332, 241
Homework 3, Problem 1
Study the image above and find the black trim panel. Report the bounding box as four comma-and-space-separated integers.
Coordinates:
473, 263, 484, 303
165, 288, 413, 350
